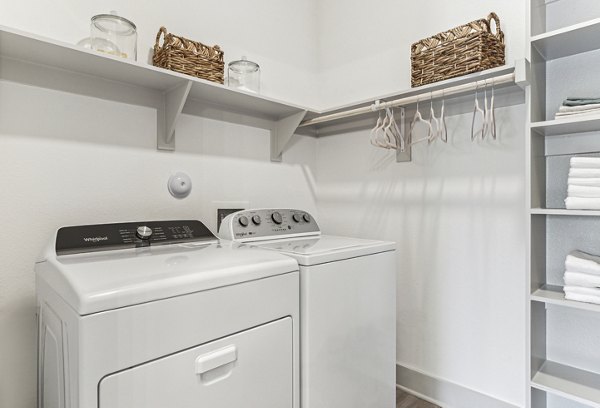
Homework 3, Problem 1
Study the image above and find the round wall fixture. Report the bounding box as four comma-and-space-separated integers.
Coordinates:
168, 172, 192, 199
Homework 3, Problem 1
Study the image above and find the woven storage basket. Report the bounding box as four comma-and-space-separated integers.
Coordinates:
153, 27, 224, 84
411, 12, 505, 87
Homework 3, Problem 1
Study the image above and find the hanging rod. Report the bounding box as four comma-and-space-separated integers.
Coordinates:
299, 72, 516, 128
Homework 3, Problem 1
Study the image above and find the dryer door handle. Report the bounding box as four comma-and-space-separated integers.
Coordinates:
195, 345, 237, 375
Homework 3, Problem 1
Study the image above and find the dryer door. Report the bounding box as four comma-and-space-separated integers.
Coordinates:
99, 317, 292, 408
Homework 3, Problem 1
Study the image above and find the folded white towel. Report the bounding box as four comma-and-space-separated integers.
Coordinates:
569, 168, 600, 178
568, 177, 600, 187
565, 251, 600, 275
567, 185, 600, 198
555, 108, 600, 117
564, 271, 600, 287
564, 292, 600, 305
564, 285, 600, 296
559, 103, 600, 113
565, 197, 600, 209
570, 157, 600, 169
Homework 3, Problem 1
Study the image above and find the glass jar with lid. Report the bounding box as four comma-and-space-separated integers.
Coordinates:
90, 12, 137, 60
227, 56, 260, 93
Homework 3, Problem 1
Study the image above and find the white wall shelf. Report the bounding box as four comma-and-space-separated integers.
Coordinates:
531, 116, 600, 137
531, 18, 600, 61
531, 360, 600, 408
0, 25, 529, 163
300, 62, 528, 128
530, 208, 600, 217
0, 25, 312, 161
531, 285, 600, 313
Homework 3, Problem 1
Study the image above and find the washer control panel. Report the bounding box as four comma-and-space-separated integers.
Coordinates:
220, 209, 320, 241
56, 220, 216, 255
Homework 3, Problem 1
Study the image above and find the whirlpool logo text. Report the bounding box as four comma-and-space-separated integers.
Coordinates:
83, 236, 109, 243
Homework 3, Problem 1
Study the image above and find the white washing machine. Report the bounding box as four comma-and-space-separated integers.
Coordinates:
219, 209, 397, 408
35, 219, 300, 408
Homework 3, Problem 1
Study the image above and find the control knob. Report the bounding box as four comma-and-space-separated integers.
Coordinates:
238, 216, 249, 227
292, 214, 301, 223
136, 226, 153, 240
252, 215, 262, 225
271, 212, 283, 225
303, 213, 311, 223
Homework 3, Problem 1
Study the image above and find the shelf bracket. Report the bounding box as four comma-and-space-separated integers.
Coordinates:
515, 58, 531, 89
157, 80, 193, 151
396, 109, 411, 163
270, 110, 308, 162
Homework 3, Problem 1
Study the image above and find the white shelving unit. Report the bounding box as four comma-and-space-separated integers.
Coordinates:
528, 2, 600, 407
0, 25, 527, 163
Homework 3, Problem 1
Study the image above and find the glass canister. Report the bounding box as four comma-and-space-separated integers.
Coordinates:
228, 56, 260, 93
90, 12, 137, 60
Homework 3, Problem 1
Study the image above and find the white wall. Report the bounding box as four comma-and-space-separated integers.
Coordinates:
314, 0, 528, 406
0, 1, 531, 407
0, 0, 319, 107
0, 79, 318, 408
316, 0, 527, 108
0, 1, 319, 406
314, 103, 526, 406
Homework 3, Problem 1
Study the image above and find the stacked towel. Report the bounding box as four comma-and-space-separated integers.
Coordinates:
565, 157, 600, 209
555, 97, 600, 120
564, 251, 600, 305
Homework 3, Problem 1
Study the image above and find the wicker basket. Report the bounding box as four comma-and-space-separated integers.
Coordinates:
411, 12, 505, 87
153, 27, 224, 84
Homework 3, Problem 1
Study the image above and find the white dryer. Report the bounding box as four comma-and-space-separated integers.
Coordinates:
35, 219, 299, 408
219, 209, 397, 408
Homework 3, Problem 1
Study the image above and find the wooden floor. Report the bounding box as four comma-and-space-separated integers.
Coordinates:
397, 389, 440, 408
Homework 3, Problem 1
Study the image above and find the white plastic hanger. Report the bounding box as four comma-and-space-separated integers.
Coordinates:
388, 107, 405, 152
411, 98, 433, 146
382, 106, 398, 149
370, 110, 385, 147
437, 91, 448, 143
370, 101, 391, 148
471, 82, 486, 141
392, 109, 406, 152
486, 79, 497, 140
427, 93, 439, 143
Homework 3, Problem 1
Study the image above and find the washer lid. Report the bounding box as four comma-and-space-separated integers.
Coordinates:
251, 235, 395, 265
36, 241, 298, 315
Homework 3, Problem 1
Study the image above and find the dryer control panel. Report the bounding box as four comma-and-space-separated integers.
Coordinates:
218, 209, 320, 242
56, 220, 216, 255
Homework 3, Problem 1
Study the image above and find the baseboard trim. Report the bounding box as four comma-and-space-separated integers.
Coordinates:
396, 364, 520, 408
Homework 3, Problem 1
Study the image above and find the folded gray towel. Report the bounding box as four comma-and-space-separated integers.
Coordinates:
564, 97, 600, 106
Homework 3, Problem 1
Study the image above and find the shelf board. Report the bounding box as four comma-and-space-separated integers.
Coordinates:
0, 25, 529, 158
531, 18, 600, 60
531, 116, 600, 136
0, 25, 314, 159
0, 25, 309, 121
302, 60, 529, 130
530, 208, 600, 216
531, 360, 600, 407
531, 285, 600, 313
